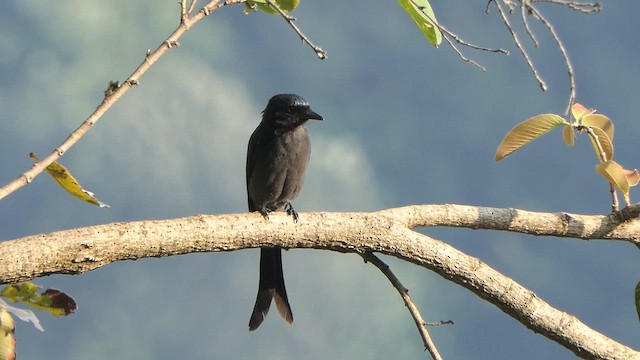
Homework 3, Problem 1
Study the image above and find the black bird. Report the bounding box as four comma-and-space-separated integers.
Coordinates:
246, 94, 323, 331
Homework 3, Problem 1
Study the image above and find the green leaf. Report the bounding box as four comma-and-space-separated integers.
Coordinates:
397, 0, 442, 47
595, 160, 631, 205
247, 0, 299, 15
30, 153, 109, 208
495, 114, 568, 161
1, 283, 76, 317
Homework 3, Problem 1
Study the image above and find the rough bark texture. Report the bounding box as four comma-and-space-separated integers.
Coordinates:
1, 204, 639, 359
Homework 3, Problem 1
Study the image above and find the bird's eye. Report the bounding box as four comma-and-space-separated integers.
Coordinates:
288, 106, 295, 112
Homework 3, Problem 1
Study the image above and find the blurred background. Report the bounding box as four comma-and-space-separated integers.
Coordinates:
0, 1, 638, 359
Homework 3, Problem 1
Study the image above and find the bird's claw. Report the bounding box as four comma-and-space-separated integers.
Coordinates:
285, 203, 299, 222
259, 208, 271, 220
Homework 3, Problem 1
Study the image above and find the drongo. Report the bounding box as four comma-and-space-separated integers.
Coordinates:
246, 94, 323, 331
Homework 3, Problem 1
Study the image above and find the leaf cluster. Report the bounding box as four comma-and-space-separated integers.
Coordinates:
495, 103, 639, 206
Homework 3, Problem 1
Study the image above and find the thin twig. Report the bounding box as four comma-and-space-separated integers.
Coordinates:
526, 4, 575, 116
534, 0, 601, 13
180, 0, 188, 23
0, 0, 244, 202
425, 320, 454, 327
412, 0, 508, 54
492, 0, 548, 91
264, 0, 327, 59
580, 125, 620, 210
361, 252, 443, 360
520, 1, 540, 47
442, 36, 487, 71
188, 0, 198, 15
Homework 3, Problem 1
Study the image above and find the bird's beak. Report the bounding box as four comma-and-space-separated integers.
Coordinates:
307, 109, 323, 121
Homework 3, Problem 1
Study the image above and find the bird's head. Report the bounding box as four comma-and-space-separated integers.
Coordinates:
262, 94, 323, 128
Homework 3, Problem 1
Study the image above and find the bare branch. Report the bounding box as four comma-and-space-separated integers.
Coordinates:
525, 4, 576, 116
441, 36, 487, 71
180, 0, 188, 23
264, 0, 327, 59
1, 205, 638, 358
409, 0, 508, 71
187, 0, 198, 15
521, 2, 540, 47
361, 252, 443, 360
0, 0, 245, 203
534, 0, 601, 14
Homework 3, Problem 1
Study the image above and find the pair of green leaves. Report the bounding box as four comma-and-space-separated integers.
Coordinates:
495, 103, 638, 206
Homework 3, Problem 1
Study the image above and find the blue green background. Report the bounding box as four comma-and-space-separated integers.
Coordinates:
0, 1, 638, 359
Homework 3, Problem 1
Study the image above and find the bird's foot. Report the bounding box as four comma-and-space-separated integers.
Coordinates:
285, 203, 299, 222
259, 208, 271, 220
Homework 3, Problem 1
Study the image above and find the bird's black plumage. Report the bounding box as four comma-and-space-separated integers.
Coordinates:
246, 94, 322, 331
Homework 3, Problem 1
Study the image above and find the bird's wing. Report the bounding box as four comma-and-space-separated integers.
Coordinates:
246, 126, 261, 212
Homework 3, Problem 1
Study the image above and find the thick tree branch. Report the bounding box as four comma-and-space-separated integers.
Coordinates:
1, 204, 638, 359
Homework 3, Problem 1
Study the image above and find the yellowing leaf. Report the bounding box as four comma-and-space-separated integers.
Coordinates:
0, 308, 16, 360
582, 114, 614, 142
595, 160, 631, 205
495, 114, 567, 161
30, 153, 109, 208
397, 0, 442, 47
571, 102, 594, 121
588, 126, 614, 162
636, 281, 640, 324
1, 283, 76, 318
247, 0, 299, 15
562, 124, 575, 147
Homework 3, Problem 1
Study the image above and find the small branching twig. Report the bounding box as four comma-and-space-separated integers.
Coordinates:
425, 320, 454, 327
180, 0, 188, 23
487, 0, 598, 112
521, 3, 540, 47
361, 252, 443, 360
535, 0, 601, 13
410, 0, 508, 71
187, 0, 198, 15
491, 0, 548, 91
526, 4, 575, 116
264, 0, 327, 59
441, 36, 487, 71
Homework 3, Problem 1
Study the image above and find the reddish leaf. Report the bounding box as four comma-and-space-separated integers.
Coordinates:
571, 102, 594, 121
